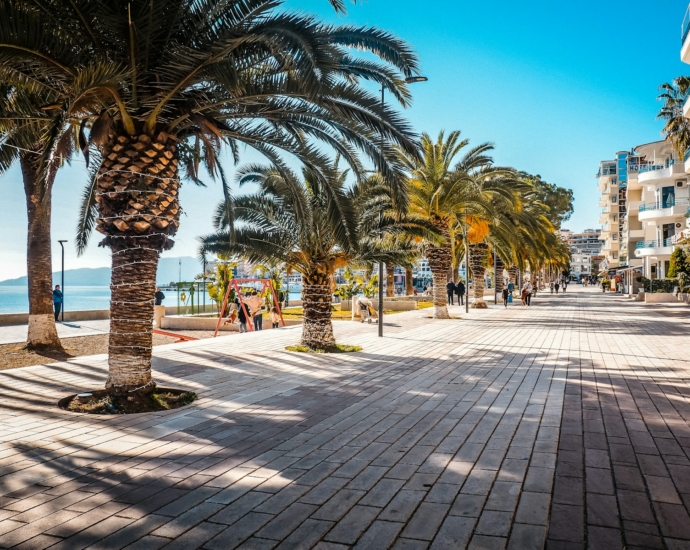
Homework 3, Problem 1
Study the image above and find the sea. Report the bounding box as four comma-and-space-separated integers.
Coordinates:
0, 285, 303, 314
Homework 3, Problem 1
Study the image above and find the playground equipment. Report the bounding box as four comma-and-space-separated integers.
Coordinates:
176, 281, 209, 315
213, 278, 285, 337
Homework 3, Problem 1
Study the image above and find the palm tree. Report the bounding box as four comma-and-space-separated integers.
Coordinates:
0, 87, 74, 350
401, 131, 518, 316
200, 164, 414, 349
2, 0, 420, 394
658, 77, 690, 159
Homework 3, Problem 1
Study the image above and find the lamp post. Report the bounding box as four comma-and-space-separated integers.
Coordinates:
378, 75, 427, 337
58, 240, 67, 322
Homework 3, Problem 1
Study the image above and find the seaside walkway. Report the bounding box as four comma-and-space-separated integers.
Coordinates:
0, 320, 110, 345
1, 288, 690, 548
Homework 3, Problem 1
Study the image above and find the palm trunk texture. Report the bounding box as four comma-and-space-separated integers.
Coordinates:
386, 263, 395, 297
301, 269, 336, 349
509, 266, 519, 288
405, 267, 414, 296
20, 155, 62, 349
470, 242, 488, 309
426, 220, 451, 319
494, 254, 504, 294
97, 129, 180, 395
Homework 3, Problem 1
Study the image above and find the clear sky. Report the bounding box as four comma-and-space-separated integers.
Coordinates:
1, 0, 689, 280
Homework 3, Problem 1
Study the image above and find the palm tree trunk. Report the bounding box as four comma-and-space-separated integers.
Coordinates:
301, 269, 336, 349
97, 129, 180, 395
494, 254, 504, 294
405, 267, 414, 296
20, 155, 62, 349
426, 219, 451, 319
508, 265, 519, 288
470, 242, 488, 308
386, 263, 395, 297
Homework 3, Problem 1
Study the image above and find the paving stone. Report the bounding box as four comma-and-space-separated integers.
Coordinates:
324, 505, 380, 545
515, 492, 550, 526
468, 535, 507, 549
429, 515, 475, 549
475, 510, 512, 537
507, 523, 547, 550
400, 502, 449, 541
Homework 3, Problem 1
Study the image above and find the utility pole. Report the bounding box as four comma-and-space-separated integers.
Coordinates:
58, 240, 67, 322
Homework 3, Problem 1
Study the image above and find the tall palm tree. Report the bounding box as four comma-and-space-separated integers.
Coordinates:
200, 164, 414, 349
0, 87, 73, 350
658, 77, 690, 159
2, 0, 420, 394
401, 131, 518, 316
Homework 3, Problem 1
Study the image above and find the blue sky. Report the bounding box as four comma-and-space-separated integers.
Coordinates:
0, 0, 689, 280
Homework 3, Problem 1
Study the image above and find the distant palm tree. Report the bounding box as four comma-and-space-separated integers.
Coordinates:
200, 164, 417, 349
658, 77, 690, 159
1, 0, 420, 394
400, 131, 517, 316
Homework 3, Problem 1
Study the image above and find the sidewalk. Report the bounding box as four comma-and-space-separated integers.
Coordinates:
1, 288, 690, 548
0, 319, 110, 345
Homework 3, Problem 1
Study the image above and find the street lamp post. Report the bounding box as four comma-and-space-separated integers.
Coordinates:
378, 75, 427, 337
58, 240, 67, 322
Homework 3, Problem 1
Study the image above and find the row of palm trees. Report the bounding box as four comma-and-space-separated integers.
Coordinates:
0, 0, 571, 398
199, 131, 572, 348
0, 0, 422, 396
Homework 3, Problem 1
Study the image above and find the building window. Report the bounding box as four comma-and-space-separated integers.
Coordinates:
611, 196, 617, 203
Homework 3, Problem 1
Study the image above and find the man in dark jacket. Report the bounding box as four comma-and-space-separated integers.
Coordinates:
455, 280, 465, 306
53, 285, 63, 321
446, 280, 455, 305
154, 287, 166, 306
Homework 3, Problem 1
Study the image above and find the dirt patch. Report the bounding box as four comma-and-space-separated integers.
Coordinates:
0, 331, 218, 371
286, 343, 362, 353
59, 388, 197, 414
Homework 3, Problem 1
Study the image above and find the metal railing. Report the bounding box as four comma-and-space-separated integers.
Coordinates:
637, 163, 671, 175
635, 238, 675, 249
639, 197, 690, 212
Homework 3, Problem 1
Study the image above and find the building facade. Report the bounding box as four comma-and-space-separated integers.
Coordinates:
559, 229, 603, 281
597, 140, 688, 280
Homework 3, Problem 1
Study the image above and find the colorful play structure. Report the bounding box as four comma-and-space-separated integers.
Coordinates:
213, 278, 285, 337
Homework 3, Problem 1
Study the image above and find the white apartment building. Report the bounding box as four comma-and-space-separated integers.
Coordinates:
559, 229, 603, 280
597, 141, 688, 280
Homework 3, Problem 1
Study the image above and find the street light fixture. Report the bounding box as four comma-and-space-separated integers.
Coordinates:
58, 240, 67, 322
378, 75, 428, 337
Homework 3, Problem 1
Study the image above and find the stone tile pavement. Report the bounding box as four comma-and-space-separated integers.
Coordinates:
0, 320, 110, 345
1, 288, 690, 548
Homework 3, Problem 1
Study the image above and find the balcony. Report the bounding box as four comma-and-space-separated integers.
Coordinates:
683, 3, 690, 63
638, 197, 690, 221
637, 161, 682, 183
634, 238, 674, 257
628, 229, 645, 240
628, 200, 642, 214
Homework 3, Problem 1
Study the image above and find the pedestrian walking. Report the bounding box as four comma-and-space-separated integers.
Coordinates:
502, 287, 509, 308
53, 284, 63, 321
245, 290, 264, 330
154, 287, 166, 305
554, 282, 559, 294
526, 282, 533, 306
455, 280, 465, 306
520, 283, 529, 306
270, 306, 281, 329
563, 281, 567, 293
446, 280, 455, 305
550, 281, 554, 294
507, 281, 515, 296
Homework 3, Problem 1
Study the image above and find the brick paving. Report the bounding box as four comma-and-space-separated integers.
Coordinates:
1, 288, 690, 548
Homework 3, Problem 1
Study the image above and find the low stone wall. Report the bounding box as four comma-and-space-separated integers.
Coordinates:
340, 300, 417, 312
0, 309, 111, 326
161, 316, 302, 331
644, 293, 679, 304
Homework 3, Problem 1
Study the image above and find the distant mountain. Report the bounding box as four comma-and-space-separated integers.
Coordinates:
0, 256, 204, 286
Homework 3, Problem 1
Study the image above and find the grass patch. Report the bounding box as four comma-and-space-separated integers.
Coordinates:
63, 389, 198, 414
286, 343, 363, 354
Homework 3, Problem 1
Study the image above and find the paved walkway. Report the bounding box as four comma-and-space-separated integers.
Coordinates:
0, 320, 110, 345
1, 288, 690, 549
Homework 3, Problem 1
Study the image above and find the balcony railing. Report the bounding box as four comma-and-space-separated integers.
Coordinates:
635, 238, 675, 249
639, 197, 690, 212
596, 165, 616, 178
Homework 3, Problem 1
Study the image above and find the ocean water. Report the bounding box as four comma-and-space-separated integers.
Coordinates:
0, 285, 302, 314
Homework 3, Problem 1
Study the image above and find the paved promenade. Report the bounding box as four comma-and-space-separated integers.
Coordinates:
1, 288, 690, 549
0, 320, 110, 345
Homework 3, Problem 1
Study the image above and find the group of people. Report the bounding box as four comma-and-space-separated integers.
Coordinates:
234, 290, 281, 332
446, 280, 466, 305
548, 279, 568, 294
